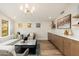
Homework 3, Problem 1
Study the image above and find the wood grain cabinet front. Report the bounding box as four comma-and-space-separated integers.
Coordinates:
48, 33, 53, 42
63, 38, 71, 56
48, 33, 64, 53
57, 36, 64, 53
48, 32, 79, 56
71, 40, 79, 56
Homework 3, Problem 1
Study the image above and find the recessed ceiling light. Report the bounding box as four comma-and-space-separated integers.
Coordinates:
31, 6, 35, 13
20, 5, 23, 11
13, 16, 16, 19
25, 4, 29, 8
48, 16, 52, 19
24, 9, 27, 13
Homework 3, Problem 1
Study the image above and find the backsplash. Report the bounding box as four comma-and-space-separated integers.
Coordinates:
72, 29, 79, 36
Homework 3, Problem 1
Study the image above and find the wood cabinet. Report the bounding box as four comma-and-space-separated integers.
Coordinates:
48, 33, 54, 43
48, 32, 79, 56
53, 34, 56, 45
48, 33, 64, 53
48, 33, 55, 45
63, 38, 71, 56
48, 33, 52, 41
57, 36, 64, 53
71, 40, 79, 56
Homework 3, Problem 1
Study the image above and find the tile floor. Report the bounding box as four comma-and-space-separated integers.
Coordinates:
39, 40, 63, 56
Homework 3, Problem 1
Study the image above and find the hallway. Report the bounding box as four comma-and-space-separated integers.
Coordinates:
39, 40, 63, 56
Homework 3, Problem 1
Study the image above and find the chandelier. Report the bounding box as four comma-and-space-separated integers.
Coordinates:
20, 4, 35, 14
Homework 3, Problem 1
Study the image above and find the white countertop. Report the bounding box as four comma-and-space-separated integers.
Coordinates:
49, 32, 79, 41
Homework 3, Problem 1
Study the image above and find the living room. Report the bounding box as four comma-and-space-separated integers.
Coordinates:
0, 2, 79, 57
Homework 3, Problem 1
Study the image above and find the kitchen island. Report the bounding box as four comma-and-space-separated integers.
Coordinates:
48, 32, 79, 56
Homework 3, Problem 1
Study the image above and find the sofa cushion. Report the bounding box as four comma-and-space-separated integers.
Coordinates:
0, 45, 16, 56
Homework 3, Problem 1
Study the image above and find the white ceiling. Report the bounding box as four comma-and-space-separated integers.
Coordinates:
0, 3, 69, 21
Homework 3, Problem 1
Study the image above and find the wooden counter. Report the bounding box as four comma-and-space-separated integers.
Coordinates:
48, 32, 79, 56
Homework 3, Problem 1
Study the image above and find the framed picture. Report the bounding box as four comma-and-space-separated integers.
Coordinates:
18, 23, 23, 28
2, 20, 8, 37
27, 23, 31, 28
57, 14, 71, 29
36, 23, 41, 28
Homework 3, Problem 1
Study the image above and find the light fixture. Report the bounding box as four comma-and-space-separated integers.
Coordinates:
12, 16, 16, 19
14, 16, 16, 19
20, 4, 35, 14
48, 16, 52, 19
20, 5, 23, 11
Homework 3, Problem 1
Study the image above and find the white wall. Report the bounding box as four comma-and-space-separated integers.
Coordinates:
51, 4, 79, 37
15, 4, 79, 40
0, 11, 15, 41
15, 21, 51, 40
0, 19, 1, 37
